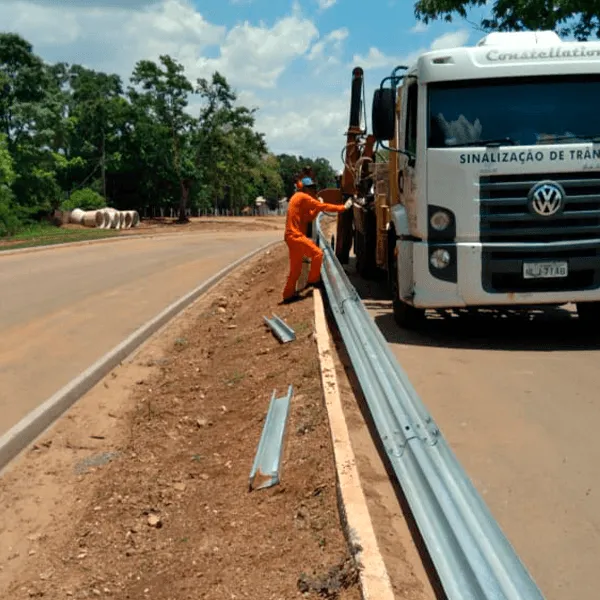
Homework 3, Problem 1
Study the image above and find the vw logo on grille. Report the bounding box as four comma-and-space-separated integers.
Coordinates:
528, 181, 565, 217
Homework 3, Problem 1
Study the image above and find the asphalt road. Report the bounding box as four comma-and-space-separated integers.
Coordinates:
351, 268, 600, 600
0, 229, 280, 436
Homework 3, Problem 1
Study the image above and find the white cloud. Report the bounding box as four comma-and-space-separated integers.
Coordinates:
308, 27, 348, 59
0, 1, 83, 46
0, 0, 472, 170
430, 29, 470, 49
255, 91, 350, 166
307, 27, 348, 73
411, 21, 428, 33
352, 29, 470, 71
195, 15, 319, 89
316, 0, 337, 9
25, 0, 159, 6
1, 0, 226, 79
351, 47, 399, 70
1, 0, 318, 90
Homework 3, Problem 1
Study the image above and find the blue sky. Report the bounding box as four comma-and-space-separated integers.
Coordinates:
1, 0, 487, 168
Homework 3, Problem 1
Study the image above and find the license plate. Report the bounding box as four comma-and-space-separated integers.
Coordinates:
523, 261, 568, 279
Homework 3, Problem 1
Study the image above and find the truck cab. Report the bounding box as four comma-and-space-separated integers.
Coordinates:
366, 30, 600, 327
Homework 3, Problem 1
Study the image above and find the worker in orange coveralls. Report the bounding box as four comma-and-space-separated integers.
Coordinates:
282, 177, 352, 304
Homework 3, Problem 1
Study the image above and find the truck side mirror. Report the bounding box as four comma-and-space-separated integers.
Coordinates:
372, 88, 395, 142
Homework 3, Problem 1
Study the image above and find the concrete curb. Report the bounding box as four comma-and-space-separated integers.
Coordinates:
313, 289, 396, 600
0, 240, 280, 473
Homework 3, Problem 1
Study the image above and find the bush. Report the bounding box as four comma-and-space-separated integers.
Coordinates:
61, 188, 107, 212
0, 196, 21, 237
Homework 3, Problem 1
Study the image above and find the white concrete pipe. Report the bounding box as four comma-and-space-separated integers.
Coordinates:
122, 211, 133, 229
131, 210, 140, 227
102, 208, 120, 229
119, 211, 126, 229
95, 210, 107, 229
82, 210, 104, 228
70, 208, 85, 225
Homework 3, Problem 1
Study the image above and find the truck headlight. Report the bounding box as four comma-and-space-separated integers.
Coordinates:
430, 210, 451, 231
430, 248, 451, 269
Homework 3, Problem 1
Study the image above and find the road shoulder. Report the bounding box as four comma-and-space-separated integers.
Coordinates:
0, 247, 361, 599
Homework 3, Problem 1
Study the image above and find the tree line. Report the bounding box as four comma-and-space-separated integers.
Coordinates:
0, 33, 338, 236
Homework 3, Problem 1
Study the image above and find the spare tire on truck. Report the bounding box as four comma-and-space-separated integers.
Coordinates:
372, 88, 395, 141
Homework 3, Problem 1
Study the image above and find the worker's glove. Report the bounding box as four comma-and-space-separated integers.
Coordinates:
344, 199, 353, 210
317, 196, 324, 203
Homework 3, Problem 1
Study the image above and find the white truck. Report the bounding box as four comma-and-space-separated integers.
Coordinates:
354, 30, 600, 328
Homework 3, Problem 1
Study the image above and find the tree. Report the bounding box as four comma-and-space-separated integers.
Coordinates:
0, 134, 19, 235
194, 72, 267, 213
414, 0, 600, 40
248, 154, 285, 211
276, 154, 338, 198
129, 55, 195, 222
0, 32, 339, 233
0, 33, 63, 219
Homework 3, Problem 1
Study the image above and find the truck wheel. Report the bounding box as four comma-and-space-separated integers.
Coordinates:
576, 302, 600, 327
388, 234, 425, 329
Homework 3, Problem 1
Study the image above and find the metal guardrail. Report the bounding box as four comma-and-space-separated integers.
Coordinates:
315, 214, 545, 600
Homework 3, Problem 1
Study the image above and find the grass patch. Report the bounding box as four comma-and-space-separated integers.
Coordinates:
173, 337, 188, 351
291, 321, 311, 336
0, 223, 119, 251
225, 371, 245, 386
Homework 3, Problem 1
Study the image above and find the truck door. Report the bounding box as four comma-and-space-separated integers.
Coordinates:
398, 78, 418, 232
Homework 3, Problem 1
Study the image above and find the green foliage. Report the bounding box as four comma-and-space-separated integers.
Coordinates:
0, 31, 337, 233
0, 200, 20, 236
414, 0, 600, 40
61, 188, 106, 211
0, 135, 19, 235
276, 154, 338, 199
0, 135, 15, 187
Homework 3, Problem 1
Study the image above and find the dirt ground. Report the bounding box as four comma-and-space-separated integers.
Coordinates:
316, 214, 436, 600
329, 335, 437, 600
117, 216, 285, 236
0, 245, 361, 600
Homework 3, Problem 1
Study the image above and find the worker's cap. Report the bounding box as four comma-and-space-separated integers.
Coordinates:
301, 177, 316, 188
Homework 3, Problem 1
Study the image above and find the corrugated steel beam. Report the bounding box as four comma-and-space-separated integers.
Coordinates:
249, 386, 293, 491
264, 314, 296, 343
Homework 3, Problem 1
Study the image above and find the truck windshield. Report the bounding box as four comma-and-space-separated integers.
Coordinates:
428, 75, 600, 148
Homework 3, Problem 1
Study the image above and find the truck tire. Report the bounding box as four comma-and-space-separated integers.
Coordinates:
372, 89, 395, 141
388, 232, 425, 329
576, 301, 600, 327
355, 211, 377, 279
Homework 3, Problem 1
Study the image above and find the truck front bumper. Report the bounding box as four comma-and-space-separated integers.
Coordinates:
407, 240, 600, 308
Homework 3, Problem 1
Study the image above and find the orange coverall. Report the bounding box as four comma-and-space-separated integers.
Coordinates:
282, 191, 346, 300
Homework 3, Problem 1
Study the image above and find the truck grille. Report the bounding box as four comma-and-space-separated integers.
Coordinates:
480, 172, 600, 243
